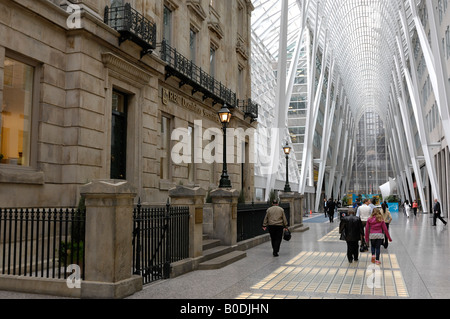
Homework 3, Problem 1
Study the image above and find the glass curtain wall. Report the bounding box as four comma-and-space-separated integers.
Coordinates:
348, 110, 392, 195
287, 36, 309, 172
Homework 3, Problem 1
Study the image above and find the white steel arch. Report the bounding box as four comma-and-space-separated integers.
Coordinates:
251, 0, 448, 207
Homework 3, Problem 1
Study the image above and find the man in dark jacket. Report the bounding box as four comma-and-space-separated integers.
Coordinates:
326, 198, 336, 223
339, 209, 364, 263
433, 199, 447, 226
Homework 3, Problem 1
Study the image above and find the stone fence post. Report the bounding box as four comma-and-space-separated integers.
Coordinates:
168, 185, 206, 258
280, 191, 308, 231
210, 188, 239, 246
80, 180, 142, 299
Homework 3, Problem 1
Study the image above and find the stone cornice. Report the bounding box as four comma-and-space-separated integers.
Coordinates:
208, 21, 224, 40
236, 35, 249, 60
164, 0, 180, 11
101, 52, 152, 85
186, 0, 207, 21
245, 0, 255, 12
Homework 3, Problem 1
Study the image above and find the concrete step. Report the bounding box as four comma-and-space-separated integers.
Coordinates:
198, 250, 247, 270
201, 245, 234, 262
202, 238, 221, 250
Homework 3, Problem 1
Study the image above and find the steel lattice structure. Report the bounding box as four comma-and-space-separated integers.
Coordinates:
252, 0, 450, 213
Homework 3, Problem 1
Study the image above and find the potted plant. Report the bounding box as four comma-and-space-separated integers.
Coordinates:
267, 189, 277, 205
342, 195, 351, 206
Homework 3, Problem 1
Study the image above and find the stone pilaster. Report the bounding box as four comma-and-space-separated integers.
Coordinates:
210, 188, 240, 246
280, 191, 308, 232
168, 185, 206, 258
80, 179, 142, 299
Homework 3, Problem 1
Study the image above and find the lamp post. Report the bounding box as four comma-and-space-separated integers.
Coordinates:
218, 105, 232, 188
283, 142, 291, 192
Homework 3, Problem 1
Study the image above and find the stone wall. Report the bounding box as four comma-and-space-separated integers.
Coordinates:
0, 0, 255, 207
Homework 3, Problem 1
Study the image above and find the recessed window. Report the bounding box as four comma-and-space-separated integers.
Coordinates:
1, 57, 34, 166
111, 90, 128, 179
160, 115, 171, 180
163, 5, 173, 45
190, 29, 197, 64
210, 46, 216, 77
188, 125, 195, 182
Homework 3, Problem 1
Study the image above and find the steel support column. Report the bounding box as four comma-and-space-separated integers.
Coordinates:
299, 6, 323, 194
314, 63, 337, 211
409, 0, 450, 157
264, 0, 289, 200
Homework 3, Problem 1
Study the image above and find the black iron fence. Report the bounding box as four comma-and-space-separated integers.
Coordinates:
160, 40, 237, 108
238, 98, 259, 122
132, 201, 190, 285
0, 208, 85, 280
104, 3, 157, 57
237, 203, 290, 242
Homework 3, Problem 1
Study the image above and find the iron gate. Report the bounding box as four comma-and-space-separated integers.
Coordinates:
132, 200, 189, 285
237, 202, 290, 242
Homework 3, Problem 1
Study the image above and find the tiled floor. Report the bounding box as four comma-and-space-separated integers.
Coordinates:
128, 210, 450, 299
238, 251, 408, 298
0, 210, 448, 300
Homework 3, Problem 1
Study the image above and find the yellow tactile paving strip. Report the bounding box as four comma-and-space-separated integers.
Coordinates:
236, 228, 409, 299
318, 227, 341, 241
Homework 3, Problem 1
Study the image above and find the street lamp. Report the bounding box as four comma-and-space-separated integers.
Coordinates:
283, 142, 291, 192
218, 105, 232, 188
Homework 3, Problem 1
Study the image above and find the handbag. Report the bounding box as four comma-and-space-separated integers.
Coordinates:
283, 229, 291, 241
360, 240, 368, 252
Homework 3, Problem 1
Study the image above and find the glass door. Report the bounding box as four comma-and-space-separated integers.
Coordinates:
111, 91, 127, 179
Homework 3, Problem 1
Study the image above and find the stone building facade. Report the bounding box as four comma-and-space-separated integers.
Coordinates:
0, 0, 257, 207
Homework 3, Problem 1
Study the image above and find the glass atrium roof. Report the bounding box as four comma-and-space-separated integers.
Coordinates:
252, 0, 303, 59
252, 0, 416, 122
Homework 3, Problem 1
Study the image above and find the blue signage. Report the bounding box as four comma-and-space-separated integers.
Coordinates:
387, 202, 399, 213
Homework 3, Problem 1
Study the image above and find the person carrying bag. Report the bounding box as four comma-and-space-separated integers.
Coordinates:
381, 202, 392, 248
365, 208, 392, 265
357, 198, 371, 252
339, 209, 364, 263
262, 199, 289, 257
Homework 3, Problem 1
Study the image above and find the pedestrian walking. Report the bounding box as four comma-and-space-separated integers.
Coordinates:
262, 198, 289, 257
326, 198, 336, 223
324, 198, 328, 218
365, 208, 392, 265
339, 209, 364, 263
432, 199, 448, 226
412, 200, 418, 217
403, 200, 411, 218
369, 198, 376, 213
356, 198, 371, 251
381, 201, 392, 249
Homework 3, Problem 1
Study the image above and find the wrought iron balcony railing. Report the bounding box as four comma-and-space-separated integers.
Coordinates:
104, 4, 156, 58
160, 40, 237, 108
238, 99, 259, 122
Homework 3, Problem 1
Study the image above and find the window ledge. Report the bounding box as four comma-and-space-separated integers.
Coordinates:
0, 166, 45, 185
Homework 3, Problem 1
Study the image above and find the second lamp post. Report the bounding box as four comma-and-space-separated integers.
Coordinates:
218, 105, 232, 188
283, 142, 291, 192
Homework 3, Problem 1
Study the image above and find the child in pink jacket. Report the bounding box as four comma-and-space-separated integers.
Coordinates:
365, 208, 392, 264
